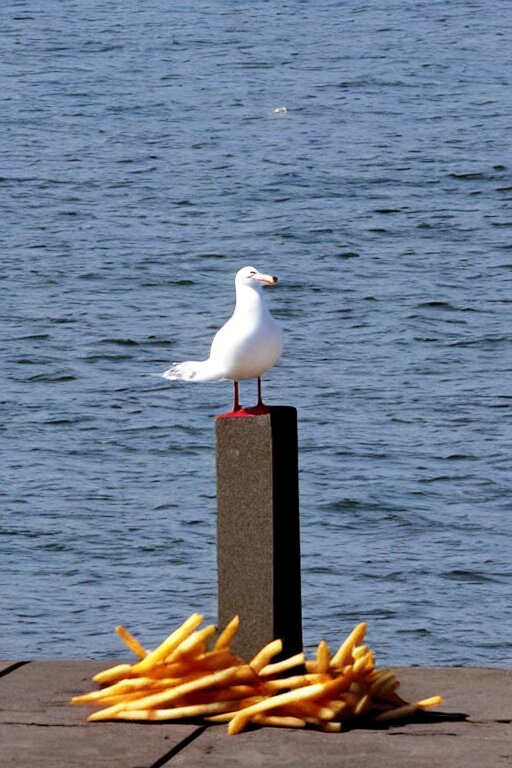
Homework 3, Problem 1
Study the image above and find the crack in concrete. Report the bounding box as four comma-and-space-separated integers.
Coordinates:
148, 726, 207, 767
0, 661, 31, 679
0, 720, 88, 728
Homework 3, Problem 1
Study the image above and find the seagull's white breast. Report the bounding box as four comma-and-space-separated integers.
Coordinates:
208, 297, 283, 381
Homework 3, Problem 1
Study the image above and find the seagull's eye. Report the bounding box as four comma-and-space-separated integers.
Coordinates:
248, 270, 257, 277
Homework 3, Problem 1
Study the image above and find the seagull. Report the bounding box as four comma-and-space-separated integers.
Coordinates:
162, 266, 284, 413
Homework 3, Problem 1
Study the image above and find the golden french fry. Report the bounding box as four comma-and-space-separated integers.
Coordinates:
133, 614, 204, 673
415, 695, 443, 709
91, 691, 159, 706
251, 714, 306, 729
373, 696, 442, 723
279, 701, 337, 721
166, 625, 217, 662
263, 675, 311, 693
89, 699, 246, 722
204, 701, 265, 723
319, 721, 342, 733
353, 693, 371, 716
352, 644, 368, 660
179, 685, 258, 705
353, 651, 373, 675
92, 663, 133, 685
249, 639, 283, 672
330, 623, 367, 668
316, 640, 331, 674
259, 652, 305, 677
325, 700, 348, 719
72, 681, 142, 705
215, 616, 240, 649
115, 625, 147, 659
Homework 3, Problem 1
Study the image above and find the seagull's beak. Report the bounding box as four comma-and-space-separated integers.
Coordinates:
253, 273, 278, 286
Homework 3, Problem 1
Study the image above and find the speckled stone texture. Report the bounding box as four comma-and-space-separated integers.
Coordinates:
216, 406, 302, 660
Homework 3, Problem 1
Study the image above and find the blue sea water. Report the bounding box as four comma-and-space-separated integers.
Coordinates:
1, 0, 511, 666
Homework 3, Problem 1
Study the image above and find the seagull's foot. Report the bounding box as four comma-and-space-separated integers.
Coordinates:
216, 379, 272, 418
251, 377, 271, 413
245, 403, 271, 415
216, 402, 271, 419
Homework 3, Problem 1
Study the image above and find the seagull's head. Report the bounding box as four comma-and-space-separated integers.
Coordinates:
236, 266, 278, 289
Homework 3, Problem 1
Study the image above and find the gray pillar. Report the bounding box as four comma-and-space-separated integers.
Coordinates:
216, 406, 302, 660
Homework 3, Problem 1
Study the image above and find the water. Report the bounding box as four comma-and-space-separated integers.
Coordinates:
1, 0, 511, 666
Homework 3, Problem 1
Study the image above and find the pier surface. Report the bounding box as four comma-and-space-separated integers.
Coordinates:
0, 661, 510, 767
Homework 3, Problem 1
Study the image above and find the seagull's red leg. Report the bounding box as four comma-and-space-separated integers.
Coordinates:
233, 381, 241, 412
257, 377, 264, 407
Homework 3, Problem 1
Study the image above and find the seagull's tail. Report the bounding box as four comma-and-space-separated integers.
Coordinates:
162, 360, 224, 383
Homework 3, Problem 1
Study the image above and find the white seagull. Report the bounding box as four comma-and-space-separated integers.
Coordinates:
162, 266, 284, 412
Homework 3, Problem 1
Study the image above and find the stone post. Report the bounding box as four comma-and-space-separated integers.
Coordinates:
216, 406, 302, 660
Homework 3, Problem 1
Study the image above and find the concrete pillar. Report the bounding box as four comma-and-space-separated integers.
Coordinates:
216, 406, 302, 660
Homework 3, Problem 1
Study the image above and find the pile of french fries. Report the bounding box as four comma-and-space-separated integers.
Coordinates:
72, 614, 442, 734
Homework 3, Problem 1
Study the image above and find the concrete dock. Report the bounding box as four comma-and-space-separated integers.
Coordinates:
0, 661, 510, 767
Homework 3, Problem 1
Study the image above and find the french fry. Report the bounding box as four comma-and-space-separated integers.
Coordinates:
319, 721, 342, 733
204, 697, 266, 723
71, 676, 160, 704
330, 622, 367, 668
373, 695, 443, 723
415, 695, 444, 710
353, 651, 373, 675
215, 616, 240, 649
94, 699, 247, 722
133, 614, 204, 673
251, 714, 306, 729
259, 652, 305, 677
261, 672, 329, 693
324, 700, 348, 719
249, 639, 283, 672
92, 663, 133, 685
178, 685, 258, 705
115, 625, 147, 659
166, 624, 217, 661
316, 640, 331, 674
90, 691, 159, 707
279, 701, 337, 721
353, 693, 371, 716
352, 644, 368, 660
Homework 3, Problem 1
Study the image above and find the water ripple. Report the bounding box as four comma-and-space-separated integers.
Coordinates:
1, 0, 511, 666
